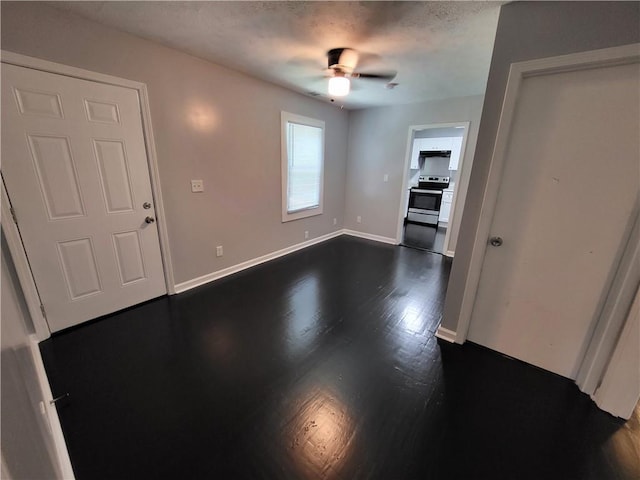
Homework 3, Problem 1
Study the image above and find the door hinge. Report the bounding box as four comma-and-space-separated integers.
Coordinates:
9, 206, 17, 224
40, 304, 47, 319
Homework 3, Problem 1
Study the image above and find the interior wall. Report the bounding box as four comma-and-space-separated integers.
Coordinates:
344, 95, 484, 251
442, 1, 640, 332
414, 127, 464, 139
0, 2, 349, 286
1, 234, 60, 479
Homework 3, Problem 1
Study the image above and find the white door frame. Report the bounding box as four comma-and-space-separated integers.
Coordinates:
576, 209, 639, 394
1, 50, 176, 340
592, 285, 640, 419
396, 121, 472, 256
28, 334, 76, 479
450, 44, 640, 390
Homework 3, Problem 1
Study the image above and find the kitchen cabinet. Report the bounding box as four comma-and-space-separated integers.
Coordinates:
411, 137, 453, 169
410, 140, 421, 169
404, 188, 411, 218
411, 136, 463, 170
439, 189, 454, 223
421, 137, 452, 151
449, 137, 463, 170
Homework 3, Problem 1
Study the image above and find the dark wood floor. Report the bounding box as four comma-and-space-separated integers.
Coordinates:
402, 222, 447, 253
40, 236, 638, 480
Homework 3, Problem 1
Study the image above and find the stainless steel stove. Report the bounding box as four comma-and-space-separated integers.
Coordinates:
407, 176, 450, 226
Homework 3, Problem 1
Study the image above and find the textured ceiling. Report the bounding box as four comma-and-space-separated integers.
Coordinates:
47, 1, 502, 109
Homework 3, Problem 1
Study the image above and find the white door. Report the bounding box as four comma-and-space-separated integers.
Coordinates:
468, 59, 639, 379
2, 64, 166, 332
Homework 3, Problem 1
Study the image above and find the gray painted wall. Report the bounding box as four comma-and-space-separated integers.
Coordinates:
442, 1, 640, 331
1, 2, 349, 285
344, 95, 484, 251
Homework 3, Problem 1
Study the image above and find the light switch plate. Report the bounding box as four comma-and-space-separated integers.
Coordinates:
191, 179, 204, 193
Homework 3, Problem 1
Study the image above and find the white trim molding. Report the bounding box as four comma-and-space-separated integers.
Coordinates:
435, 326, 457, 343
452, 43, 640, 346
280, 111, 325, 223
1, 452, 13, 480
396, 121, 472, 255
175, 230, 344, 293
441, 122, 471, 256
175, 228, 398, 293
576, 210, 640, 395
136, 85, 176, 295
592, 286, 640, 419
343, 229, 398, 245
2, 50, 145, 90
1, 182, 51, 341
28, 335, 76, 479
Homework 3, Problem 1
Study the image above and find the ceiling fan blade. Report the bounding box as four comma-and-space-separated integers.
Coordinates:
352, 71, 397, 81
353, 52, 383, 70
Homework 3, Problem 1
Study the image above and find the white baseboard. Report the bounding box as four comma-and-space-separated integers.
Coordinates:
444, 250, 455, 257
342, 229, 399, 245
435, 326, 457, 343
174, 229, 401, 294
174, 230, 344, 293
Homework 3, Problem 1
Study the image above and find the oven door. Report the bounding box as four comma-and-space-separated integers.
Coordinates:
407, 189, 442, 226
408, 189, 442, 213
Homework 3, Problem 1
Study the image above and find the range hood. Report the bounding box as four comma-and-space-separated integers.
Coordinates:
420, 150, 451, 158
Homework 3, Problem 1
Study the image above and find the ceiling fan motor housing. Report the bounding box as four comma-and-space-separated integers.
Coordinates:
327, 48, 358, 73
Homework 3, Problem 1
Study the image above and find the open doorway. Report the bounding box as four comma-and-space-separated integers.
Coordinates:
396, 122, 471, 255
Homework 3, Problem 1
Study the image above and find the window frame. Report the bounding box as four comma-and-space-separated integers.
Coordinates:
280, 111, 325, 222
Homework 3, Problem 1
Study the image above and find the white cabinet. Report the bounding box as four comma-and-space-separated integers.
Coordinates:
410, 136, 463, 170
404, 188, 411, 217
410, 139, 421, 169
439, 189, 454, 223
421, 137, 453, 152
449, 137, 463, 171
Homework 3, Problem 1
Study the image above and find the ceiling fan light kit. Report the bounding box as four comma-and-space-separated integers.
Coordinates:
328, 75, 350, 97
325, 47, 397, 99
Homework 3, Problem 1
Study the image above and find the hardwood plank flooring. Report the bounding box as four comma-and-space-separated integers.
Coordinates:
402, 222, 447, 253
40, 236, 638, 480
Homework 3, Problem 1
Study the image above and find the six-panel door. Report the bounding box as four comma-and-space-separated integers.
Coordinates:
2, 64, 166, 332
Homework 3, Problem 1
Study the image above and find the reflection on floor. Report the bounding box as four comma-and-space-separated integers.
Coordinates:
403, 221, 447, 253
40, 236, 636, 480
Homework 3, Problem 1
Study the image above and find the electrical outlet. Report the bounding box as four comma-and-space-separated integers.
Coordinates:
216, 245, 223, 257
357, 216, 362, 223
383, 174, 389, 182
304, 230, 309, 239
333, 218, 337, 226
191, 179, 204, 193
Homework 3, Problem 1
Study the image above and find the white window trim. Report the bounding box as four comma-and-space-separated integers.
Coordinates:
281, 111, 325, 222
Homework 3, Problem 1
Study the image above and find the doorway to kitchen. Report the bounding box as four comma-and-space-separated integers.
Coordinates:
396, 122, 471, 256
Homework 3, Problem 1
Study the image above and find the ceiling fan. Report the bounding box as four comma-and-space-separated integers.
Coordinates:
325, 48, 397, 97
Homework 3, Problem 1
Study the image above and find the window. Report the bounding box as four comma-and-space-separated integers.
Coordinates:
281, 112, 325, 222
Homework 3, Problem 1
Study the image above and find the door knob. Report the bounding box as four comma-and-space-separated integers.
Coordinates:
490, 236, 503, 247
145, 216, 155, 224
